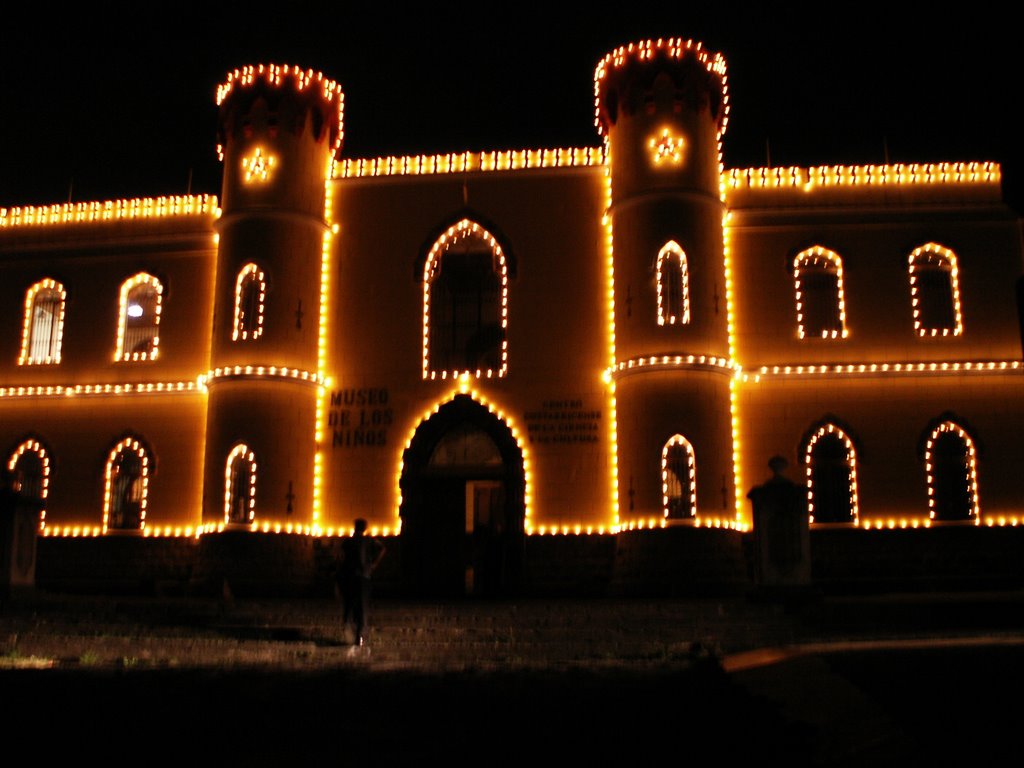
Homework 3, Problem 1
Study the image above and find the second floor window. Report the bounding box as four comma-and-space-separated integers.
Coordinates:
909, 243, 962, 337
117, 273, 163, 361
656, 241, 690, 325
233, 263, 266, 341
20, 280, 66, 365
423, 219, 508, 378
794, 247, 848, 339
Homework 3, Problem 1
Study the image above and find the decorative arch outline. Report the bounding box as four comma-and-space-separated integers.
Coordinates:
116, 272, 163, 361
802, 422, 859, 524
924, 420, 979, 522
7, 438, 51, 529
908, 243, 963, 337
20, 279, 66, 365
656, 241, 690, 326
103, 436, 150, 531
224, 443, 257, 525
396, 386, 531, 532
794, 246, 848, 339
422, 219, 509, 380
233, 263, 266, 341
661, 434, 696, 519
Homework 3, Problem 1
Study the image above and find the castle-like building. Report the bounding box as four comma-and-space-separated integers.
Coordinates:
2, 39, 1021, 594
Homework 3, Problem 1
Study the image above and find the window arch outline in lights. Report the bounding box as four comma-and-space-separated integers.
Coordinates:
924, 419, 979, 522
103, 436, 150, 532
233, 263, 266, 341
7, 438, 51, 529
908, 243, 963, 337
793, 246, 848, 340
661, 434, 697, 519
20, 279, 66, 365
116, 272, 163, 361
224, 443, 257, 525
656, 241, 690, 326
802, 422, 859, 524
422, 218, 508, 380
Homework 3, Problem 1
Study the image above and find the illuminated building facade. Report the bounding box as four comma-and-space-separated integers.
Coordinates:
2, 41, 1021, 594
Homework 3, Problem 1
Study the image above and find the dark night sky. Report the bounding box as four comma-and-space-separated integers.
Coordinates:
1, 6, 1020, 210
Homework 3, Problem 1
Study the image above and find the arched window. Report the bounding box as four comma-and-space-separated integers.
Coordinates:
661, 435, 696, 519
116, 273, 163, 361
909, 243, 963, 337
656, 241, 690, 325
103, 438, 149, 531
423, 219, 508, 379
233, 263, 266, 341
224, 444, 257, 525
20, 279, 66, 365
7, 439, 50, 528
803, 424, 859, 524
794, 247, 848, 339
925, 421, 979, 521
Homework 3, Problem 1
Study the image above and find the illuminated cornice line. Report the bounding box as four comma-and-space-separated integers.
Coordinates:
726, 162, 1000, 190
607, 354, 740, 381
216, 64, 344, 161
0, 381, 200, 399
200, 366, 326, 387
0, 195, 219, 228
745, 360, 1022, 380
335, 147, 605, 179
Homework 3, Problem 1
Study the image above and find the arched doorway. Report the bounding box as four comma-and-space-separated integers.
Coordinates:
400, 394, 525, 596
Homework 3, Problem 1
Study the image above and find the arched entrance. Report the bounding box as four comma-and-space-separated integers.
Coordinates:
400, 394, 525, 596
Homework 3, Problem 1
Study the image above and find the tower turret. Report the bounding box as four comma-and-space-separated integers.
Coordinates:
201, 65, 342, 529
597, 40, 737, 526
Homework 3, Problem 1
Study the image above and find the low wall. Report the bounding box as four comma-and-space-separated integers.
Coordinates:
611, 526, 749, 596
32, 524, 1024, 596
38, 535, 196, 594
810, 525, 1024, 592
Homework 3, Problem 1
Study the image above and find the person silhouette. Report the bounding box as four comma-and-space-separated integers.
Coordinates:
339, 518, 386, 647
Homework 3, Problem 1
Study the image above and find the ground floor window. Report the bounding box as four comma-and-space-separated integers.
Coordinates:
926, 421, 979, 521
804, 424, 858, 524
225, 444, 257, 524
662, 435, 696, 519
104, 438, 149, 530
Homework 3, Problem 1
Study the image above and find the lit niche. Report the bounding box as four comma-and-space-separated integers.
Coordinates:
648, 128, 685, 167
241, 147, 277, 184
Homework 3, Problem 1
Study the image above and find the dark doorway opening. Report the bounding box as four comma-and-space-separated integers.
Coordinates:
399, 394, 525, 596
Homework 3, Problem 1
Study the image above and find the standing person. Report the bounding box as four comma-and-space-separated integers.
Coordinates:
339, 518, 386, 647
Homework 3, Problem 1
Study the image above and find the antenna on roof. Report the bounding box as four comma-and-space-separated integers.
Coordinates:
765, 138, 772, 169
